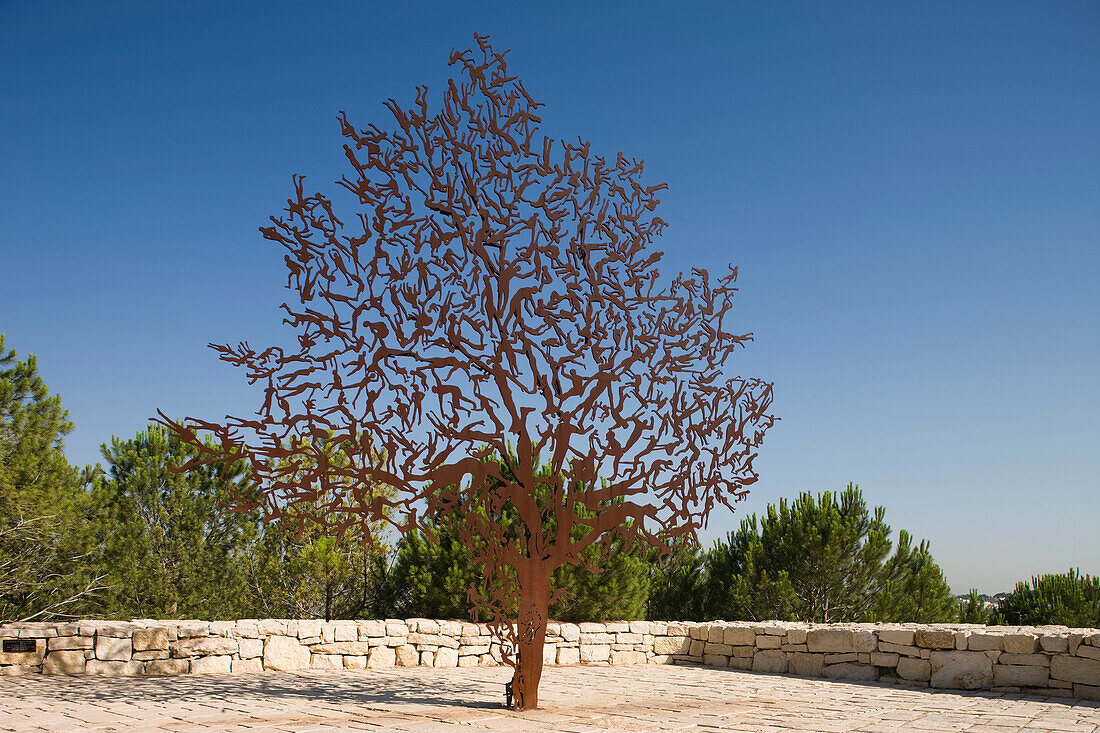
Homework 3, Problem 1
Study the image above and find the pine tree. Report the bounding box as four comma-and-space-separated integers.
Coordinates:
89, 423, 260, 619
958, 589, 990, 624
0, 334, 102, 623
994, 569, 1100, 627
703, 485, 957, 623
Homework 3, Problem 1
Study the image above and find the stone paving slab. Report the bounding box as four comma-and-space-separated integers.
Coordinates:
1, 664, 1098, 732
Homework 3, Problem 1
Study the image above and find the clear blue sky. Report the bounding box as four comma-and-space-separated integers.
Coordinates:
2, 1, 1097, 594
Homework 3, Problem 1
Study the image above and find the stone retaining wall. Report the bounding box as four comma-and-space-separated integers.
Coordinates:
2, 619, 1097, 700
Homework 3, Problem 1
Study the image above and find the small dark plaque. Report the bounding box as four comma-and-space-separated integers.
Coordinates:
2, 638, 37, 653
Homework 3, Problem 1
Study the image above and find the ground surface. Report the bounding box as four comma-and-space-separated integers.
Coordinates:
2, 664, 1098, 732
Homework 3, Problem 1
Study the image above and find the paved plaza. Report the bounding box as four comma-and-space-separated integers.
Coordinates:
2, 664, 1098, 732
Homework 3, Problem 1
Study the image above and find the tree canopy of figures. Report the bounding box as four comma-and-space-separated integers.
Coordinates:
160, 35, 775, 709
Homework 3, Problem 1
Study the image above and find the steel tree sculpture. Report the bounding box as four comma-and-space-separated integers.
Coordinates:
159, 35, 775, 709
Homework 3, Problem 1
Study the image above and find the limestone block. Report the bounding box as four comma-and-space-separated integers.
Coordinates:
954, 632, 968, 650
358, 620, 386, 638
580, 633, 614, 645
579, 622, 605, 634
48, 636, 92, 651
1002, 633, 1038, 655
752, 650, 787, 674
730, 645, 755, 658
806, 629, 853, 653
86, 659, 142, 676
727, 656, 753, 670
385, 620, 409, 637
408, 633, 460, 649
369, 646, 397, 668
824, 663, 876, 681
559, 624, 580, 642
54, 623, 80, 636
209, 621, 234, 636
782, 644, 808, 652
144, 658, 188, 675
723, 627, 756, 646
704, 642, 732, 656
706, 625, 725, 644
460, 645, 490, 655
395, 644, 419, 667
616, 633, 642, 645
42, 650, 86, 674
915, 629, 955, 649
688, 640, 704, 657
342, 655, 366, 669
95, 635, 132, 662
255, 620, 287, 636
0, 638, 44, 666
999, 653, 1049, 666
870, 652, 900, 667
320, 622, 336, 643
263, 636, 310, 671
788, 653, 824, 677
311, 641, 372, 655
1051, 656, 1100, 685
611, 650, 645, 665
930, 651, 993, 690
132, 628, 169, 652
993, 664, 1048, 687
234, 621, 260, 638
542, 644, 557, 665
853, 631, 876, 653
132, 650, 169, 661
1077, 645, 1100, 661
0, 665, 37, 676
557, 647, 580, 665
191, 655, 232, 674
580, 644, 611, 662
824, 653, 858, 664
665, 623, 689, 636
897, 657, 931, 681
309, 654, 344, 670
967, 634, 1002, 652
606, 622, 629, 633
176, 622, 209, 638
95, 624, 135, 638
878, 641, 920, 656
1039, 635, 1068, 654
413, 619, 439, 634
420, 650, 435, 666
458, 655, 480, 667
171, 637, 238, 658
703, 654, 728, 667
629, 621, 651, 635
877, 629, 915, 646
434, 648, 458, 667
332, 623, 357, 642
232, 658, 264, 673
239, 638, 263, 659
653, 636, 691, 655
1075, 683, 1100, 701
297, 621, 321, 640
755, 635, 781, 649
786, 628, 808, 645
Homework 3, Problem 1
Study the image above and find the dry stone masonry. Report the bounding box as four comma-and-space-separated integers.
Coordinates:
1, 619, 1097, 700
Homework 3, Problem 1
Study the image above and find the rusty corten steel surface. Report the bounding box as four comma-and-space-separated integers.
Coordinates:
157, 35, 775, 709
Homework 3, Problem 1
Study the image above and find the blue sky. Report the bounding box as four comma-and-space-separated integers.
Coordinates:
2, 1, 1097, 593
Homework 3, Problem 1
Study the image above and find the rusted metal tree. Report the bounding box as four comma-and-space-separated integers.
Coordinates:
159, 35, 775, 709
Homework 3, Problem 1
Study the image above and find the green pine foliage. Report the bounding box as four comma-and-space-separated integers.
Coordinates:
702, 485, 957, 623
993, 570, 1100, 627
958, 588, 991, 624
0, 334, 102, 623
394, 450, 651, 622
88, 423, 261, 619
645, 541, 707, 621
